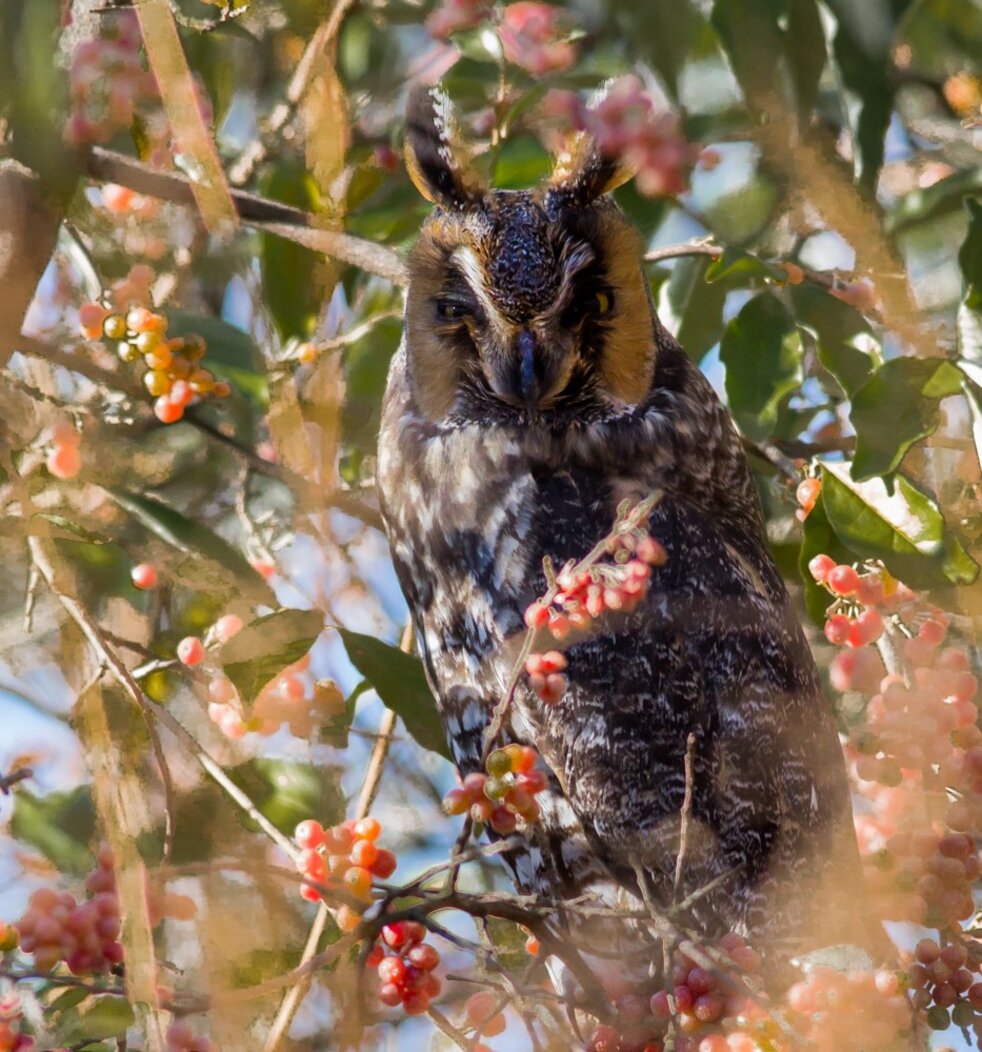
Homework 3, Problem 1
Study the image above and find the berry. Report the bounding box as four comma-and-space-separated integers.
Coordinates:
130, 563, 158, 590
807, 554, 836, 584
295, 820, 325, 850
466, 992, 506, 1036
827, 564, 860, 596
47, 443, 81, 480
177, 636, 204, 667
214, 614, 244, 642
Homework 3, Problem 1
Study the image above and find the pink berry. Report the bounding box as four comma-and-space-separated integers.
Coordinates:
47, 443, 81, 480
807, 554, 836, 584
214, 614, 244, 642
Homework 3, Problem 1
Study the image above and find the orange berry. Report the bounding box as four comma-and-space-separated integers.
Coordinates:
213, 381, 231, 397
297, 342, 318, 365
353, 817, 382, 841
466, 992, 506, 1036
250, 559, 276, 579
154, 396, 183, 424
103, 314, 128, 340
169, 380, 192, 407
295, 820, 326, 850
130, 563, 158, 589
525, 934, 540, 955
343, 866, 373, 902
126, 307, 166, 334
47, 443, 81, 480
144, 370, 171, 397
189, 368, 214, 395
350, 839, 379, 868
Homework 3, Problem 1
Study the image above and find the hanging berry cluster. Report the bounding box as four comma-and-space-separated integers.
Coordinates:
441, 744, 548, 834
293, 817, 396, 933
369, 922, 442, 1015
523, 498, 667, 705
78, 300, 229, 424
904, 937, 982, 1035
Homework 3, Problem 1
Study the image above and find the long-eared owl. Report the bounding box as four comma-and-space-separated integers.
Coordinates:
377, 84, 871, 988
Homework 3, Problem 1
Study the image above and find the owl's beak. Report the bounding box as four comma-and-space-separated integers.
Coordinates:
517, 329, 541, 412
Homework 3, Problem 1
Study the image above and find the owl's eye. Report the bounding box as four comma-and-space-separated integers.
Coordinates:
436, 298, 473, 322
561, 288, 615, 328
592, 290, 614, 315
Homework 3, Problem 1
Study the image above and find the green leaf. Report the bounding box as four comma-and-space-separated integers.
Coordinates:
821, 462, 978, 588
792, 284, 877, 396
260, 161, 324, 342
704, 247, 785, 285
849, 358, 965, 480
720, 291, 802, 438
887, 168, 982, 233
10, 787, 95, 875
216, 609, 324, 704
337, 629, 452, 761
657, 256, 727, 363
246, 757, 343, 833
823, 0, 899, 191
31, 513, 105, 545
787, 0, 827, 127
959, 196, 982, 310
55, 996, 135, 1045
711, 0, 787, 108
108, 489, 275, 605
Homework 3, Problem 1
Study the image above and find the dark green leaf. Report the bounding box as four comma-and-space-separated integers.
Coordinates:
823, 0, 899, 191
887, 168, 982, 233
337, 629, 451, 761
107, 489, 276, 605
959, 197, 982, 310
792, 284, 877, 396
720, 291, 802, 438
260, 161, 324, 342
822, 462, 979, 588
787, 0, 827, 127
849, 358, 965, 480
246, 757, 343, 833
216, 609, 324, 704
10, 787, 95, 875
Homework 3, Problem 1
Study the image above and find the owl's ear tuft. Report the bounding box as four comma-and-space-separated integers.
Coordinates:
546, 134, 636, 213
545, 83, 637, 213
404, 83, 485, 210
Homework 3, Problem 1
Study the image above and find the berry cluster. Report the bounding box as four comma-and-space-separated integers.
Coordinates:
547, 76, 689, 197
78, 300, 229, 424
66, 14, 154, 146
45, 422, 82, 481
14, 845, 123, 975
784, 966, 910, 1051
905, 938, 982, 1037
370, 922, 441, 1015
499, 2, 576, 75
442, 744, 547, 835
294, 817, 396, 932
164, 1021, 216, 1052
524, 527, 666, 644
864, 828, 978, 929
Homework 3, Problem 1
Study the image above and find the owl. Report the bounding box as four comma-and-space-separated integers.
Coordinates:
377, 84, 874, 998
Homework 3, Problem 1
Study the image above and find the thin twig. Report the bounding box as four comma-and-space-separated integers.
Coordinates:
0, 768, 32, 794
673, 732, 697, 903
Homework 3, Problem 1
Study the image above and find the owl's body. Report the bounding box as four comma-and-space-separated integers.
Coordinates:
378, 86, 868, 983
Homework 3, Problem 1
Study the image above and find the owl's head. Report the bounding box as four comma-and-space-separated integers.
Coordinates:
403, 84, 658, 424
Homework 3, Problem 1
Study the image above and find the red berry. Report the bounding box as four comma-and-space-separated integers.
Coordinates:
524, 602, 550, 629
402, 991, 430, 1015
588, 1025, 620, 1052
353, 817, 382, 841
47, 443, 82, 480
370, 848, 397, 880
796, 478, 821, 510
408, 943, 440, 971
130, 563, 158, 589
827, 564, 860, 596
214, 614, 244, 641
350, 839, 379, 869
295, 820, 325, 850
177, 636, 204, 667
154, 395, 184, 424
807, 554, 836, 583
824, 613, 852, 645
377, 955, 407, 985
378, 982, 403, 1007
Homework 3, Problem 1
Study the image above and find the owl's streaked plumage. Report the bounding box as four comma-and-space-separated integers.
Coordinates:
378, 84, 871, 990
